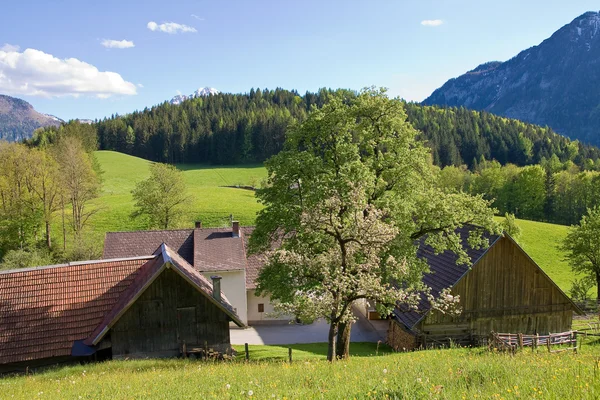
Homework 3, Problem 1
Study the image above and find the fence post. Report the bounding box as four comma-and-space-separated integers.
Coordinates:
518, 333, 523, 351
547, 334, 551, 352
288, 347, 292, 363
534, 333, 538, 352
245, 343, 249, 361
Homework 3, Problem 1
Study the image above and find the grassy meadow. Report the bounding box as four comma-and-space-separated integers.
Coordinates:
53, 151, 267, 250
4, 342, 600, 399
60, 151, 576, 292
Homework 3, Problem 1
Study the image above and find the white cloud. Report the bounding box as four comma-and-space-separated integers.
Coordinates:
191, 14, 205, 21
1, 43, 20, 52
0, 48, 137, 98
137, 83, 144, 88
147, 21, 197, 34
101, 39, 135, 49
421, 19, 444, 27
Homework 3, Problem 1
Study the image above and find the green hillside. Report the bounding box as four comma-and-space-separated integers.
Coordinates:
56, 151, 266, 249
70, 152, 575, 292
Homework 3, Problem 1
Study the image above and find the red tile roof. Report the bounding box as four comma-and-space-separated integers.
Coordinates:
0, 257, 150, 364
0, 244, 243, 366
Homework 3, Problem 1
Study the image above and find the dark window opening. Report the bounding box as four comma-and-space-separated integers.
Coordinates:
258, 304, 265, 313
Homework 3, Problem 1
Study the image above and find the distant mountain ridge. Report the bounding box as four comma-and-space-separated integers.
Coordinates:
0, 95, 62, 141
170, 87, 219, 105
424, 11, 600, 146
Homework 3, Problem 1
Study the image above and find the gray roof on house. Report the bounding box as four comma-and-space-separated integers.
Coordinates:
103, 229, 195, 265
103, 226, 253, 275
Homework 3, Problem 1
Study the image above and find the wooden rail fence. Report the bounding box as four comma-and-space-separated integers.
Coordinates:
489, 331, 578, 353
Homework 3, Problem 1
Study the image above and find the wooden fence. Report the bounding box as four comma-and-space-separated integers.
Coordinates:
489, 331, 578, 353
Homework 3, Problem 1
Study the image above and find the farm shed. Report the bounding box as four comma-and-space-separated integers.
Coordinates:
387, 228, 582, 350
0, 244, 243, 373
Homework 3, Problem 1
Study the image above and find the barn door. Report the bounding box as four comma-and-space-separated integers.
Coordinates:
177, 307, 197, 345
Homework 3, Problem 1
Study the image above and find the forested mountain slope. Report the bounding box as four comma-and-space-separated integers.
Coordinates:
424, 11, 600, 146
84, 89, 600, 169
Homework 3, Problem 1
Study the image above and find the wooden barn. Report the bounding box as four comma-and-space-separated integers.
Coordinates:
0, 244, 243, 373
387, 227, 582, 350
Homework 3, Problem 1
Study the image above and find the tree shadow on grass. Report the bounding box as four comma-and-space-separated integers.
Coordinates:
231, 342, 393, 362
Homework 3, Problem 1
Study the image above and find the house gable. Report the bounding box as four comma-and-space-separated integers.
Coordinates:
108, 268, 232, 358
88, 244, 244, 346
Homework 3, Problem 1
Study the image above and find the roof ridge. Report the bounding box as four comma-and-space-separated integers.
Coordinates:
0, 255, 156, 276
106, 228, 194, 234
106, 226, 257, 235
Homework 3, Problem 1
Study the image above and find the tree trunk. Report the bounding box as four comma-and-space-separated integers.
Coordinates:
61, 196, 66, 252
596, 271, 600, 303
336, 322, 352, 359
327, 321, 339, 362
45, 221, 52, 249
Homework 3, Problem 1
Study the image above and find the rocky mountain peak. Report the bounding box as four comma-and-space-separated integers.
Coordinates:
423, 11, 600, 146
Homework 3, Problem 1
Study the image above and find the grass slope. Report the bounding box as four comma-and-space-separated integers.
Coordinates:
58, 151, 267, 247
69, 152, 575, 293
4, 343, 600, 399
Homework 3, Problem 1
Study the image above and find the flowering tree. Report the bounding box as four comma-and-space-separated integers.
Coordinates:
250, 88, 498, 361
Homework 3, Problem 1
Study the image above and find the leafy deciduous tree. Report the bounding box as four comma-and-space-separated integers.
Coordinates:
562, 206, 600, 300
131, 163, 192, 229
55, 137, 102, 237
250, 88, 499, 361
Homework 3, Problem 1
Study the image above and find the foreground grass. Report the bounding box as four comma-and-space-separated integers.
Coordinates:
4, 344, 600, 399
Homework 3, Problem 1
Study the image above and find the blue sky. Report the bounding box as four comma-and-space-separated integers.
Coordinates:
1, 0, 598, 120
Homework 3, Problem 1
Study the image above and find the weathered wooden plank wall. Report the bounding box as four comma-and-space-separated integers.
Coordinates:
110, 269, 231, 358
421, 237, 574, 337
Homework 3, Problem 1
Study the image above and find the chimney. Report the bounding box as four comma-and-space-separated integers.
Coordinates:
232, 221, 240, 238
211, 275, 222, 302
195, 220, 202, 229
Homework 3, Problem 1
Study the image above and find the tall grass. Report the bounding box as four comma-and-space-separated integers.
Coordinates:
3, 344, 600, 399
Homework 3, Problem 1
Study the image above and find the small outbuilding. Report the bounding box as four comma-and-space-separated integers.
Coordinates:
0, 244, 243, 373
387, 227, 582, 350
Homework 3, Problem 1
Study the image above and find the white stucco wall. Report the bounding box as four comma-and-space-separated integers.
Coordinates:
246, 290, 292, 323
202, 270, 248, 325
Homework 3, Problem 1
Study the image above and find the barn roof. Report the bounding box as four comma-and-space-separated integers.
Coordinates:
393, 226, 502, 330
393, 227, 582, 330
0, 245, 242, 365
